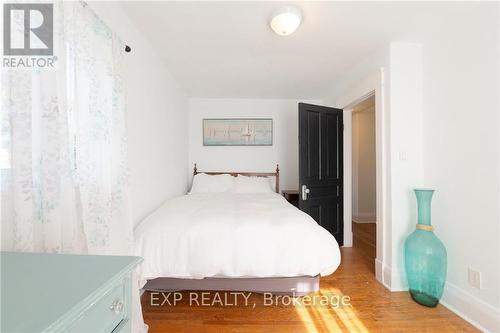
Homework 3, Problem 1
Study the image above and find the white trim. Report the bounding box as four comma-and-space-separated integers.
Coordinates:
380, 265, 500, 332
375, 68, 388, 288
389, 270, 407, 292
352, 213, 376, 223
375, 259, 385, 288
342, 109, 353, 247
440, 282, 500, 333
381, 262, 392, 290
378, 264, 407, 292
337, 68, 387, 287
352, 219, 376, 224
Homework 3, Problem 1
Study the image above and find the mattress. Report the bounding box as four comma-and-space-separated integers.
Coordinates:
134, 193, 341, 286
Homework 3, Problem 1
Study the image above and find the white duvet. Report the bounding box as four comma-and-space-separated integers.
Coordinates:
134, 193, 341, 284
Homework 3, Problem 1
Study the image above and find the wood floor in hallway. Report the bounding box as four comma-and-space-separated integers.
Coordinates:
141, 247, 478, 333
352, 222, 376, 274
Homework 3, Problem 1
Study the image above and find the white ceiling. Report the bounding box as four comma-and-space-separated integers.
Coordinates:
120, 2, 444, 99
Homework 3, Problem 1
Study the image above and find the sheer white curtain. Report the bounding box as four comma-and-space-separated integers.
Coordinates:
1, 2, 145, 332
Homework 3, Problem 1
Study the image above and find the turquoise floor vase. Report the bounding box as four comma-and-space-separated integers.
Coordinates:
404, 189, 447, 307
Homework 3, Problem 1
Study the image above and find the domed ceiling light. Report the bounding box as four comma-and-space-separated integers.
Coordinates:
269, 6, 302, 36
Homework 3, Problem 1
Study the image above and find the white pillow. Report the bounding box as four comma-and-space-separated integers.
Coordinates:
234, 175, 274, 193
190, 173, 235, 193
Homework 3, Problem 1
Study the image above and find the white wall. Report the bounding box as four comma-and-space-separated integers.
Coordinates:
323, 49, 390, 258
416, 3, 499, 330
388, 43, 425, 290
325, 3, 500, 331
497, 2, 500, 324
324, 42, 425, 292
352, 106, 376, 222
188, 98, 322, 191
88, 3, 189, 226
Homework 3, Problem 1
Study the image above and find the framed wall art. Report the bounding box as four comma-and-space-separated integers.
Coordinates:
203, 118, 273, 146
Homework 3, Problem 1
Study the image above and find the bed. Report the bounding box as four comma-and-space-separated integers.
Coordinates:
135, 165, 341, 296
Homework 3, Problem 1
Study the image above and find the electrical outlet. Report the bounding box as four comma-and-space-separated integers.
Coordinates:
468, 267, 482, 289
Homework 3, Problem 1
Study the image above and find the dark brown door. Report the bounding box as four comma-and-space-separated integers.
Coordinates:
299, 103, 344, 245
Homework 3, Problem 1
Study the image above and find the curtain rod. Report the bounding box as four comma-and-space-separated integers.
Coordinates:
81, 1, 131, 53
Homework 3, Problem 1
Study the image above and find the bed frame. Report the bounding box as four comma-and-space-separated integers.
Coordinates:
193, 163, 280, 193
144, 275, 319, 297
142, 165, 321, 296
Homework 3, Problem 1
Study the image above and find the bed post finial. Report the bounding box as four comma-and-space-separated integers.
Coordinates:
275, 164, 280, 194
193, 163, 198, 175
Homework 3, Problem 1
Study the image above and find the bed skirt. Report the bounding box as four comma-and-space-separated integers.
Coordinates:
143, 275, 320, 296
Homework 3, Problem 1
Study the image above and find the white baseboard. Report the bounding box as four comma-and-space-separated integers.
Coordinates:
375, 258, 385, 287
379, 263, 408, 291
440, 282, 500, 333
343, 232, 353, 248
390, 267, 408, 292
376, 261, 401, 291
352, 219, 376, 224
352, 212, 376, 223
382, 264, 500, 332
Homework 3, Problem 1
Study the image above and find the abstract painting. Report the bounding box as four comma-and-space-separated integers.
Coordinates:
203, 119, 273, 146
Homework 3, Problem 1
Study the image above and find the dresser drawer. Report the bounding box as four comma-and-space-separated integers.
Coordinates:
69, 279, 127, 333
111, 319, 131, 333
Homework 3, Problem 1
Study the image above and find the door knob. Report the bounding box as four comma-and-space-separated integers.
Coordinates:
110, 299, 124, 313
301, 185, 310, 200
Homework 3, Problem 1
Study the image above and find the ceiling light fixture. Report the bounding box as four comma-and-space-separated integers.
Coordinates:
269, 6, 302, 36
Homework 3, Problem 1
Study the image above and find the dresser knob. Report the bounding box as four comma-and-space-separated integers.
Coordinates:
110, 300, 124, 313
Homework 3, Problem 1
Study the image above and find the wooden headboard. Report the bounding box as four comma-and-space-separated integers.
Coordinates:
193, 164, 280, 193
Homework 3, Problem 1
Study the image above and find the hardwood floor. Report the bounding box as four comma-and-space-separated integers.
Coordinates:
352, 222, 376, 274
141, 247, 478, 333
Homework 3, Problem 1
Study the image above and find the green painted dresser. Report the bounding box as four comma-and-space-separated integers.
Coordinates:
1, 252, 142, 333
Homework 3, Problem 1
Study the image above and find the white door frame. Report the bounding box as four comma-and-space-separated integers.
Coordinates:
338, 68, 388, 285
